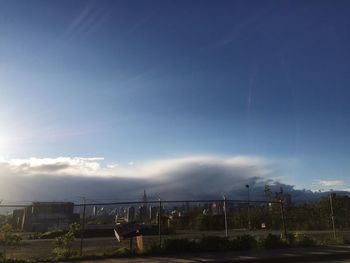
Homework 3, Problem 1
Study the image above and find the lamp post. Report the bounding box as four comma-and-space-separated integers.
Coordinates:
80, 197, 86, 256
223, 195, 228, 237
246, 184, 251, 230
329, 190, 336, 240
158, 196, 162, 247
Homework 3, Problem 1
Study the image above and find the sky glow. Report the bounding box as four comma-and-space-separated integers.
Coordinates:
0, 0, 350, 199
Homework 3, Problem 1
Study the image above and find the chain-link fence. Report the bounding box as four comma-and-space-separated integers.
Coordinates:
0, 194, 348, 261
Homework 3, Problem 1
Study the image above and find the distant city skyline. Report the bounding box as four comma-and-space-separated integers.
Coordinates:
0, 0, 350, 199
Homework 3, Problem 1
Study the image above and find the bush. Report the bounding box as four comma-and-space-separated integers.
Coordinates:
0, 224, 22, 262
317, 238, 339, 246
294, 233, 315, 247
145, 242, 163, 254
40, 230, 66, 239
231, 235, 257, 250
197, 236, 229, 252
286, 233, 295, 245
260, 234, 289, 249
52, 223, 81, 259
161, 238, 197, 253
0, 224, 22, 246
150, 235, 258, 254
114, 247, 134, 257
28, 233, 40, 240
2, 259, 34, 263
341, 237, 350, 245
286, 233, 315, 247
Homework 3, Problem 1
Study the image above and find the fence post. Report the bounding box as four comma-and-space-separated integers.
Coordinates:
223, 195, 228, 238
279, 200, 287, 239
329, 192, 336, 240
246, 184, 251, 230
80, 198, 86, 256
158, 198, 162, 247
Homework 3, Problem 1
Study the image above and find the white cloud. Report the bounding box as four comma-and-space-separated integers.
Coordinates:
0, 155, 344, 202
0, 155, 279, 201
0, 157, 103, 176
317, 180, 344, 187
0, 155, 272, 180
107, 163, 118, 169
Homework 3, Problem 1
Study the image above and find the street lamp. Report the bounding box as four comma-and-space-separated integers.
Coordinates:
329, 189, 336, 239
246, 184, 251, 230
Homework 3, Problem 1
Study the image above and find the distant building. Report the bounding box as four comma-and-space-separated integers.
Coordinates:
126, 206, 135, 222
139, 190, 149, 222
9, 202, 77, 232
149, 206, 158, 221
8, 209, 25, 229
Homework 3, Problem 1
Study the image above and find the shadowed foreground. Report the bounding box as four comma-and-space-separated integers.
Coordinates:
59, 245, 350, 263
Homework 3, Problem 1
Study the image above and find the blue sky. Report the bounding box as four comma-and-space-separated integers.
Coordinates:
0, 0, 350, 193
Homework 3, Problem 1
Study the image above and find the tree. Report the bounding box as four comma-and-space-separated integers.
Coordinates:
264, 185, 272, 202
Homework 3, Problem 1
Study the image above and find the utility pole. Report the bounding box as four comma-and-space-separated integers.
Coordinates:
329, 191, 336, 240
246, 184, 251, 230
158, 198, 162, 247
223, 195, 228, 238
279, 200, 287, 239
80, 197, 86, 256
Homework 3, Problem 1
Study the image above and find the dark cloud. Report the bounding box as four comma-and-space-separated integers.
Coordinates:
0, 156, 347, 204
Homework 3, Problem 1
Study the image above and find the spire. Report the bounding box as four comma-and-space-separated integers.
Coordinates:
142, 189, 147, 203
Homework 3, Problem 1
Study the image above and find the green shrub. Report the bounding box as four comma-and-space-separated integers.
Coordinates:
145, 234, 317, 256
260, 234, 289, 249
152, 235, 258, 254
231, 235, 257, 250
342, 237, 350, 244
145, 242, 163, 254
0, 224, 22, 262
40, 230, 66, 239
52, 223, 80, 259
317, 237, 345, 246
197, 236, 229, 252
294, 234, 315, 247
0, 224, 22, 246
161, 238, 197, 253
286, 233, 295, 245
28, 233, 40, 240
4, 259, 34, 263
114, 247, 134, 257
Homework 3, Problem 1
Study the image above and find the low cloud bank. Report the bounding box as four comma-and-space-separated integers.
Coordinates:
0, 156, 346, 203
